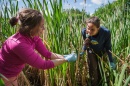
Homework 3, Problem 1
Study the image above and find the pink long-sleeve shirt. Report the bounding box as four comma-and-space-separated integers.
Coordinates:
0, 32, 54, 78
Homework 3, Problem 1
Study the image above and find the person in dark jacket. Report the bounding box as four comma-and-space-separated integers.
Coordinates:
80, 16, 116, 86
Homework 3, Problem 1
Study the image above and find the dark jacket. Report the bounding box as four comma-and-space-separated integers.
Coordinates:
81, 26, 113, 62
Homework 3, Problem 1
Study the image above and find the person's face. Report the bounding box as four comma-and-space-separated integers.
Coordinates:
30, 18, 45, 37
86, 23, 99, 36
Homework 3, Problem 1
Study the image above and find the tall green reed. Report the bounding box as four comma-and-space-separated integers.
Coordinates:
43, 0, 88, 85
93, 0, 130, 85
0, 0, 19, 47
1, 0, 129, 86
1, 0, 88, 85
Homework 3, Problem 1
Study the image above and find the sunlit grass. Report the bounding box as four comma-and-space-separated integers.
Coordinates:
0, 0, 129, 86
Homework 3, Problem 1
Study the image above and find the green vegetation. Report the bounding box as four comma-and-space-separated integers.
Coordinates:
93, 0, 130, 86
0, 0, 129, 86
0, 73, 7, 86
0, 79, 4, 86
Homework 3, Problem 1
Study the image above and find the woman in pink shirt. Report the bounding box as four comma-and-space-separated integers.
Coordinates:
0, 8, 77, 86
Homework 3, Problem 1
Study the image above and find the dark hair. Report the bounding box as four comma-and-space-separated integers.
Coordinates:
9, 8, 43, 36
9, 17, 18, 27
86, 16, 100, 28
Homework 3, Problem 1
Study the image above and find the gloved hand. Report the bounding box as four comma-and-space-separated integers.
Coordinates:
80, 52, 84, 56
63, 53, 77, 62
110, 62, 116, 70
86, 33, 89, 38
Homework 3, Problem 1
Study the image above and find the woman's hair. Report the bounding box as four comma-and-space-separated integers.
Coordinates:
86, 16, 100, 28
9, 8, 43, 36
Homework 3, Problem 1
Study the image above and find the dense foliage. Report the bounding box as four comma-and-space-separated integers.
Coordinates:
0, 0, 129, 86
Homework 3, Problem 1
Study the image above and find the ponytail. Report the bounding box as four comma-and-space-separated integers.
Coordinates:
9, 17, 18, 27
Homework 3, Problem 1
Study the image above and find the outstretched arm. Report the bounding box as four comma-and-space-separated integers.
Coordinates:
50, 53, 64, 59
104, 31, 113, 62
35, 37, 52, 59
12, 41, 76, 69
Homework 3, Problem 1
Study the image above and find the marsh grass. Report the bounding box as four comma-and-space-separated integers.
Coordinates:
0, 0, 129, 86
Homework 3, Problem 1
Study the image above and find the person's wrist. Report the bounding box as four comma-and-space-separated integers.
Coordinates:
63, 55, 69, 62
64, 59, 68, 62
110, 62, 116, 70
64, 56, 68, 61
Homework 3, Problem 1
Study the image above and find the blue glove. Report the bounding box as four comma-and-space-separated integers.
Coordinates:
63, 53, 77, 62
86, 34, 89, 38
80, 52, 84, 56
110, 62, 116, 70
